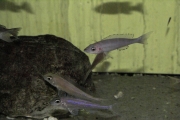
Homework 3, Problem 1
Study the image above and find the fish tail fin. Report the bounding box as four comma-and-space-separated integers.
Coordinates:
8, 28, 21, 38
21, 2, 34, 14
109, 103, 120, 115
137, 31, 153, 44
133, 3, 143, 12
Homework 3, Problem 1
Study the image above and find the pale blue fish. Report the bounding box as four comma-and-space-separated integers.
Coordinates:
51, 97, 116, 116
43, 73, 105, 102
0, 24, 21, 42
84, 31, 152, 54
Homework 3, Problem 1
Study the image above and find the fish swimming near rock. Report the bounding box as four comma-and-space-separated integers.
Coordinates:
0, 24, 21, 42
83, 53, 105, 84
50, 97, 117, 116
84, 31, 152, 54
43, 73, 105, 102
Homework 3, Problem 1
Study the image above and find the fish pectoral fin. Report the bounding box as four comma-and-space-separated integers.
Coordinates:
103, 52, 113, 59
67, 108, 79, 116
102, 34, 134, 40
58, 90, 68, 97
117, 46, 129, 51
62, 103, 79, 116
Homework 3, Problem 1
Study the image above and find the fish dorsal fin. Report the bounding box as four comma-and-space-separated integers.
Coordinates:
102, 34, 134, 40
118, 46, 129, 51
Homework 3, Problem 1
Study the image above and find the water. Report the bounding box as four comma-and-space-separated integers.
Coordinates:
1, 74, 180, 120
0, 0, 178, 73
0, 0, 179, 119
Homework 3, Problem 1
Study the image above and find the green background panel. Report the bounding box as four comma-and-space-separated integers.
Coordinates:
0, 0, 178, 74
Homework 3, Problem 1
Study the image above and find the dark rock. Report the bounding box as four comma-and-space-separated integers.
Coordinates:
0, 35, 94, 118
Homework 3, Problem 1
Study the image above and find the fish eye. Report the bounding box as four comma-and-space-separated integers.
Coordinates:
47, 76, 52, 81
91, 47, 96, 51
55, 100, 60, 103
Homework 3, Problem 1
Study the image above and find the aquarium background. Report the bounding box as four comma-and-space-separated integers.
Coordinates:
0, 0, 178, 74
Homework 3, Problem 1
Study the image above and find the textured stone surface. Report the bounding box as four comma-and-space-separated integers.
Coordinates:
0, 35, 94, 118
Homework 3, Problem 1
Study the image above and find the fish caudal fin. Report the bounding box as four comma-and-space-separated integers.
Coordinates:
8, 28, 21, 38
137, 31, 153, 44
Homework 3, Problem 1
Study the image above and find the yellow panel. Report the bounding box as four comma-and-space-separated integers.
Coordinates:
0, 0, 178, 74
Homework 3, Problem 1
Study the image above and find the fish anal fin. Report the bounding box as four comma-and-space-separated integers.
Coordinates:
103, 34, 134, 40
117, 46, 129, 51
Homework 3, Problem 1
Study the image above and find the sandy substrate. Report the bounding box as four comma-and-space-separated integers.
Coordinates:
92, 74, 180, 120
1, 74, 180, 120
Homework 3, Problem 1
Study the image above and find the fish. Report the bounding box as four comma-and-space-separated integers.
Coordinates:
83, 53, 105, 84
50, 97, 116, 116
84, 31, 152, 54
25, 104, 67, 119
0, 25, 21, 42
0, 1, 34, 14
167, 17, 171, 26
43, 73, 105, 102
